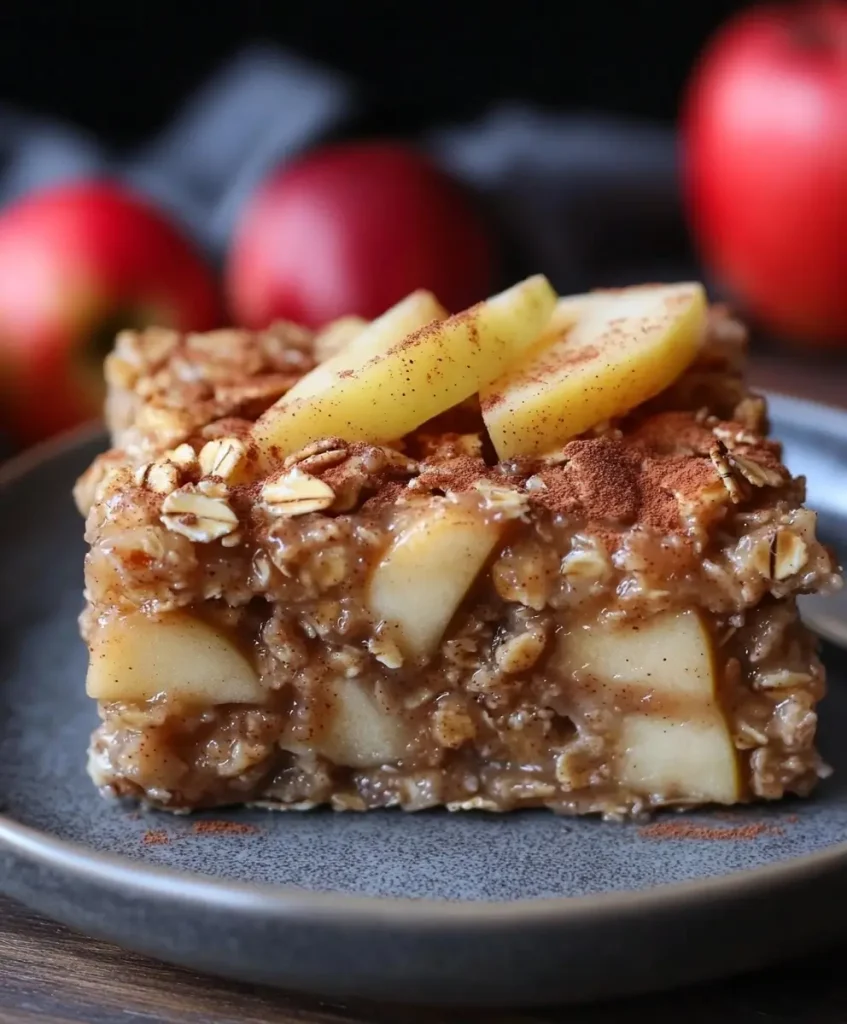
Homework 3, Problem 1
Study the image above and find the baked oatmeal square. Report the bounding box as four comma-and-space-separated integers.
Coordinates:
75, 278, 841, 816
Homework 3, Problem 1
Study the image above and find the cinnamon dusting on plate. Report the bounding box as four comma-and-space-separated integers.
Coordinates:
142, 829, 169, 846
638, 820, 784, 841
191, 820, 260, 836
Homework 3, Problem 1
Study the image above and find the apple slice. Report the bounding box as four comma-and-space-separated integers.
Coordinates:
617, 713, 739, 804
313, 314, 368, 363
565, 608, 718, 700
480, 282, 708, 458
282, 678, 412, 769
543, 292, 592, 337
86, 611, 265, 705
559, 608, 740, 803
368, 499, 504, 660
288, 290, 447, 402
252, 274, 556, 461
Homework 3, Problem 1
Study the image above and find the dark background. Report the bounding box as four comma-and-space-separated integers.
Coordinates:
0, 2, 750, 145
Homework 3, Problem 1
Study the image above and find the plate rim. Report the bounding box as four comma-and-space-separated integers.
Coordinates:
2, 807, 847, 924
2, 392, 847, 925
766, 391, 847, 439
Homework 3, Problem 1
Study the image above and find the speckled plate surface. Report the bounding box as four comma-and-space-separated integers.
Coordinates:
2, 395, 847, 1007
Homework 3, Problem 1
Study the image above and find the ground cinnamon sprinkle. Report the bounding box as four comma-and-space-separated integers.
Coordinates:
564, 438, 639, 522
479, 391, 504, 410
361, 480, 407, 511
638, 820, 783, 841
142, 829, 169, 846
191, 820, 259, 836
630, 412, 716, 454
242, 396, 776, 536
413, 454, 491, 495
640, 455, 715, 532
532, 467, 582, 516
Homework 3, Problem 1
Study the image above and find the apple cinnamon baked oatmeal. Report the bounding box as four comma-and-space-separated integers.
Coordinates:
75, 277, 842, 816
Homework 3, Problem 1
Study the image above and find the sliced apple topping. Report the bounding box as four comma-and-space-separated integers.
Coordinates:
87, 611, 265, 705
367, 499, 504, 660
480, 282, 708, 458
559, 608, 740, 804
287, 289, 447, 402
252, 274, 556, 461
313, 314, 368, 363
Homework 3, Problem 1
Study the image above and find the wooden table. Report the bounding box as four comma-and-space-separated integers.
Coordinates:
2, 353, 846, 1023
2, 894, 846, 1023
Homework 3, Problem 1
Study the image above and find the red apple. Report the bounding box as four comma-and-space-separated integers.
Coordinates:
226, 142, 494, 330
0, 181, 220, 445
682, 2, 847, 345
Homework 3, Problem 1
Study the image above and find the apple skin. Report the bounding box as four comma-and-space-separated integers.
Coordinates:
226, 142, 494, 330
682, 2, 847, 346
0, 181, 220, 445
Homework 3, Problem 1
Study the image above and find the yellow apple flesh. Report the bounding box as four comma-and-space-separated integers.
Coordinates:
281, 678, 412, 769
287, 290, 446, 402
368, 499, 504, 660
481, 282, 708, 458
559, 608, 740, 803
87, 611, 266, 705
252, 274, 556, 462
617, 713, 739, 804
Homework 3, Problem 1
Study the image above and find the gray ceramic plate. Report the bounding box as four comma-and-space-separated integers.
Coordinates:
2, 395, 847, 1008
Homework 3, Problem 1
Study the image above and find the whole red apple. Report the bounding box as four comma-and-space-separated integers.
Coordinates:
227, 142, 494, 330
683, 2, 847, 345
0, 181, 220, 445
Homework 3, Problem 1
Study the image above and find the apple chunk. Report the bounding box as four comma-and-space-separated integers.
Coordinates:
618, 713, 739, 805
565, 608, 719, 700
252, 274, 556, 461
86, 611, 265, 705
559, 609, 740, 803
480, 282, 708, 458
282, 679, 412, 769
368, 499, 504, 660
287, 290, 447, 402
